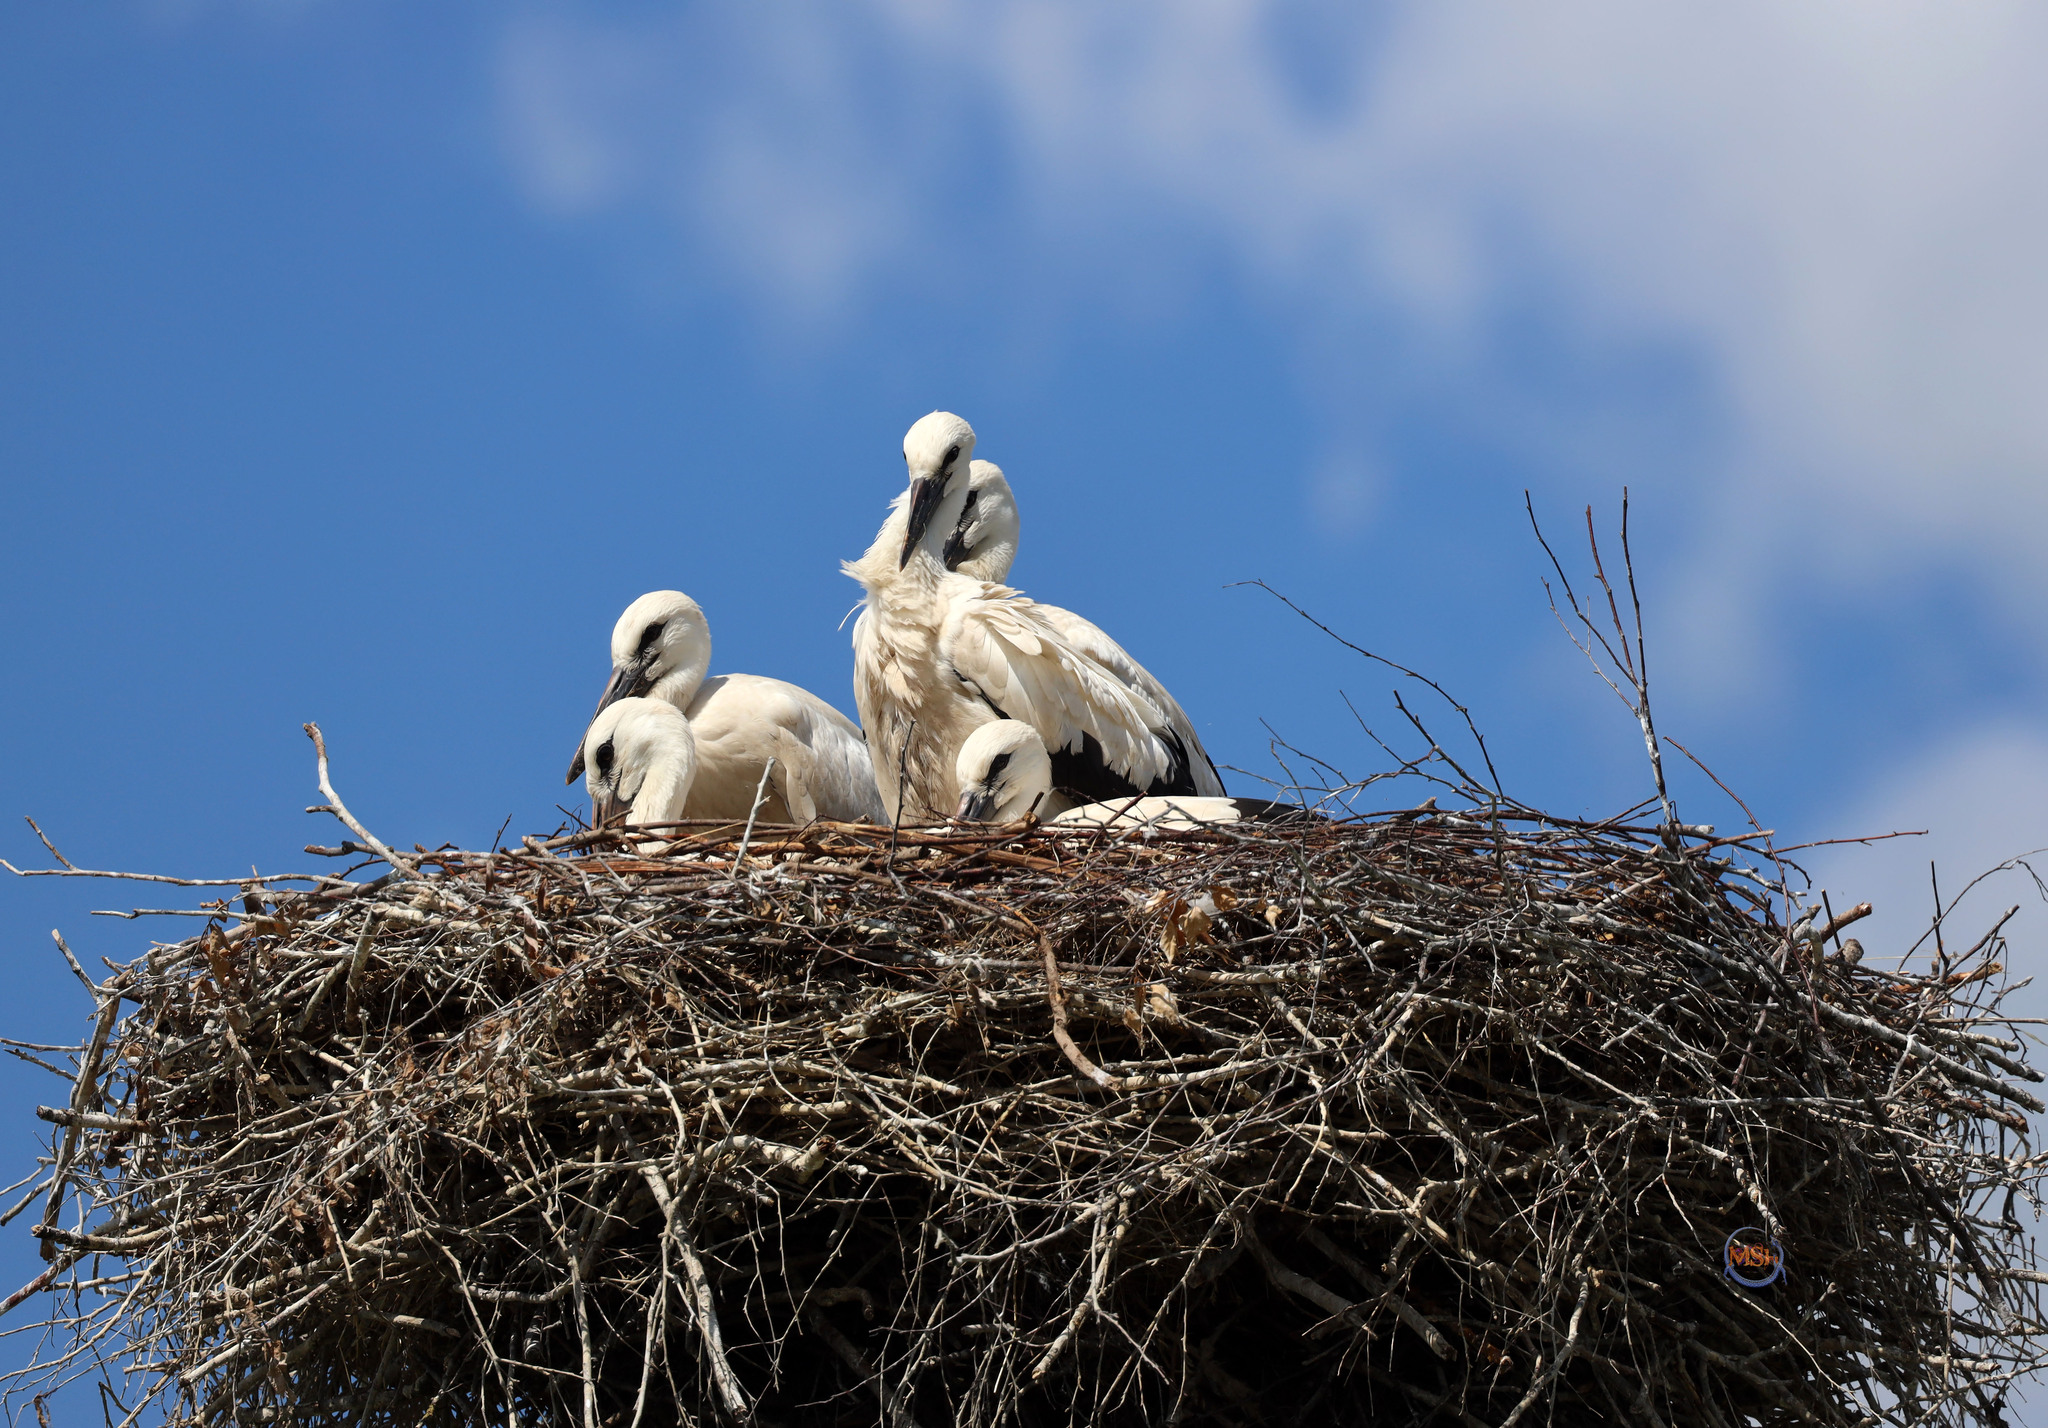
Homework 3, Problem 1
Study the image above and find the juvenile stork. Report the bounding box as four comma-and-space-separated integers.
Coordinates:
952, 721, 1304, 830
582, 698, 699, 849
845, 412, 1223, 823
941, 460, 1019, 582
940, 460, 1217, 744
566, 591, 886, 825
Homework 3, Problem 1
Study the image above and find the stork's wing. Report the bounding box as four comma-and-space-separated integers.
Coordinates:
696, 673, 886, 825
792, 694, 887, 823
1035, 605, 1225, 797
938, 579, 1192, 801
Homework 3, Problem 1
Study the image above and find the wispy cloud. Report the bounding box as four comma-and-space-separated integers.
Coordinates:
1805, 723, 2048, 998
494, 5, 978, 316
490, 1, 2048, 647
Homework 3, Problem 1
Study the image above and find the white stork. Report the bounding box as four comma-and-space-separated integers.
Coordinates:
566, 591, 886, 825
939, 459, 1220, 759
952, 721, 1307, 830
582, 697, 699, 848
940, 460, 1019, 582
845, 412, 1223, 823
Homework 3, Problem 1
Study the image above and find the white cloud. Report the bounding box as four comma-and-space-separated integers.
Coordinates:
1805, 725, 2048, 992
494, 6, 968, 315
489, 0, 2048, 640
1802, 727, 2048, 1428
1306, 456, 1377, 536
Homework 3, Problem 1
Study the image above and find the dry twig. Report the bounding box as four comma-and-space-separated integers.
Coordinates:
1, 802, 2040, 1426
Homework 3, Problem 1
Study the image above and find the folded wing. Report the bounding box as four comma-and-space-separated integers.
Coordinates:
939, 578, 1220, 804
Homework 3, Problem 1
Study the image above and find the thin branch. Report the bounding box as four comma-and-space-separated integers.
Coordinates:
1232, 581, 1502, 795
302, 723, 414, 877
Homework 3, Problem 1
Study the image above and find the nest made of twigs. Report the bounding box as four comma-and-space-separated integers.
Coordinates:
7, 807, 2047, 1428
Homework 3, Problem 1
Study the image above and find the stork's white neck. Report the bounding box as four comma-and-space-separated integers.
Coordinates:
648, 657, 709, 711
844, 482, 971, 609
628, 742, 696, 827
989, 769, 1048, 822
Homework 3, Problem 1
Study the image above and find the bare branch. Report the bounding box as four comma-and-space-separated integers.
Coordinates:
302, 723, 414, 877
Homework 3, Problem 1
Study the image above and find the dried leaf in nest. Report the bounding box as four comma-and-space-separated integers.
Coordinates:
1144, 980, 1180, 1024
1143, 886, 1231, 962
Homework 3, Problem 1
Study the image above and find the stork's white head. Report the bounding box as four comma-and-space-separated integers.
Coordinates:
953, 720, 1053, 823
583, 697, 699, 839
898, 411, 977, 570
565, 591, 714, 784
606, 591, 713, 706
942, 460, 1019, 583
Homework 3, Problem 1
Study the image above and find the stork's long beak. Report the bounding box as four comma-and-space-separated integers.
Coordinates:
954, 785, 997, 823
940, 517, 972, 572
563, 661, 655, 784
900, 475, 947, 569
592, 789, 628, 830
940, 490, 979, 571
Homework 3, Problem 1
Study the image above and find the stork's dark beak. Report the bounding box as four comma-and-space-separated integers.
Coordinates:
940, 490, 979, 571
592, 789, 628, 830
563, 660, 656, 784
900, 475, 947, 569
597, 658, 655, 715
940, 518, 972, 571
955, 785, 997, 823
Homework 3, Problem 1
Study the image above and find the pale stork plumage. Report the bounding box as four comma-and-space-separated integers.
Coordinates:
566, 591, 886, 825
953, 721, 1306, 830
940, 460, 1019, 582
582, 697, 699, 848
939, 459, 1220, 766
845, 412, 1223, 824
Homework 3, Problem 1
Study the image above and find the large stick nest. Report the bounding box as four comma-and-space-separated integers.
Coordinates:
7, 809, 2047, 1427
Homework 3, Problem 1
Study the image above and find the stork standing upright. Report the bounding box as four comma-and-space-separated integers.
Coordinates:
566, 591, 885, 825
845, 412, 1223, 823
953, 721, 1304, 830
582, 697, 700, 849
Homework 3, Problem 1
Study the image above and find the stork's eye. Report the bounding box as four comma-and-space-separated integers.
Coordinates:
985, 751, 1011, 780
943, 443, 960, 468
636, 622, 666, 656
594, 738, 615, 776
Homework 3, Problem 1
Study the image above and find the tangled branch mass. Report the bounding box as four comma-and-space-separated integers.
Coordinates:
5, 801, 2044, 1426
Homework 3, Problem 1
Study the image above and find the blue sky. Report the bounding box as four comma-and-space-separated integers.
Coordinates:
4, 0, 2048, 1406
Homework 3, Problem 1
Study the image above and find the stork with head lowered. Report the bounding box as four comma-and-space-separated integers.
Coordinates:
952, 721, 1305, 832
567, 590, 885, 826
582, 697, 700, 850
